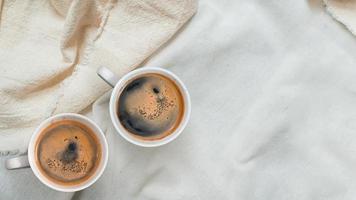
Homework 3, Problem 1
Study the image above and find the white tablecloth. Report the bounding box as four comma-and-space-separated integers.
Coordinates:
3, 0, 356, 199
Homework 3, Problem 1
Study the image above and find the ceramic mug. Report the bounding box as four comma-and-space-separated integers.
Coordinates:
97, 67, 191, 147
5, 113, 109, 192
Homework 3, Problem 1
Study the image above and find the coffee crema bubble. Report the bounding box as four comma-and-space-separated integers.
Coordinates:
35, 120, 101, 186
117, 73, 184, 140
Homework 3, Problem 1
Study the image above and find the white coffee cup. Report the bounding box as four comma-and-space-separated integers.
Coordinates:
5, 113, 109, 192
97, 67, 191, 147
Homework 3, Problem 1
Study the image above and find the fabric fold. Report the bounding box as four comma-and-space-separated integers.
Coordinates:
324, 0, 356, 35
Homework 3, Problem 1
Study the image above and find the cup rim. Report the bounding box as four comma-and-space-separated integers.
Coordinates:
28, 113, 109, 192
109, 67, 191, 147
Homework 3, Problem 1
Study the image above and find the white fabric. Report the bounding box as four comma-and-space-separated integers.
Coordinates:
3, 0, 356, 199
0, 0, 196, 155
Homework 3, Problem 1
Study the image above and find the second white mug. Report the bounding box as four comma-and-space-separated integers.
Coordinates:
5, 113, 108, 192
97, 67, 191, 147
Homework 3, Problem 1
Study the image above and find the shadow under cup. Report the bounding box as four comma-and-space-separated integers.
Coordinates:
110, 67, 191, 147
28, 114, 108, 192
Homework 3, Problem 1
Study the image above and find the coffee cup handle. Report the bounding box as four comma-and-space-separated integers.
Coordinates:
97, 67, 120, 88
5, 155, 30, 170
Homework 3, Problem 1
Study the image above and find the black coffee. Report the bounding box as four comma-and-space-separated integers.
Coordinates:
35, 120, 101, 186
117, 73, 184, 140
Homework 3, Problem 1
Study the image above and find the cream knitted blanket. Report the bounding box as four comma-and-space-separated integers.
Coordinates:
0, 0, 196, 155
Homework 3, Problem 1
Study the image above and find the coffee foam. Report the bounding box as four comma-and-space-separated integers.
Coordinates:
35, 120, 101, 186
117, 73, 184, 140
